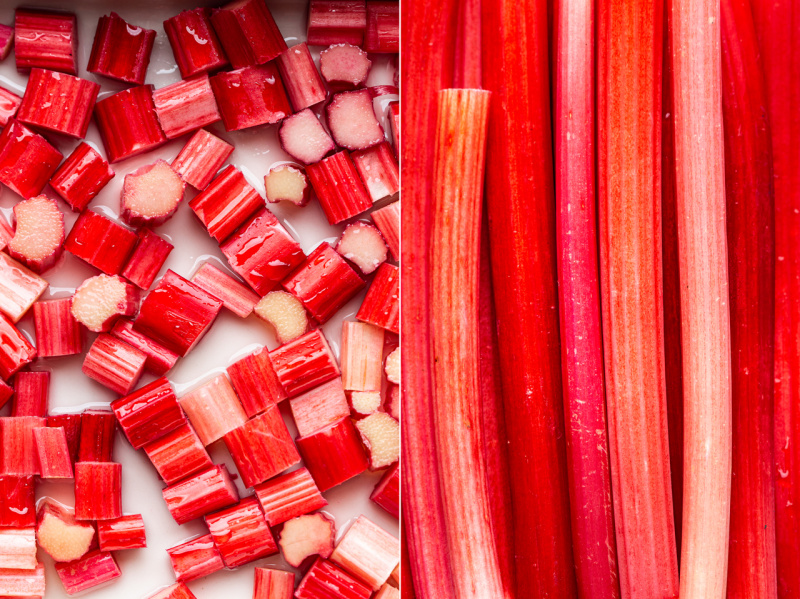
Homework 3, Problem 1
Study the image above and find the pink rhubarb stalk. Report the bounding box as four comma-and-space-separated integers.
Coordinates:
87, 12, 155, 85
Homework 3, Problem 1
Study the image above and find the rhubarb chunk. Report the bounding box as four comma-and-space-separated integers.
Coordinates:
191, 262, 259, 318
121, 160, 185, 226
276, 43, 327, 111
255, 467, 327, 526
204, 497, 278, 568
327, 90, 385, 151
0, 315, 37, 380
55, 550, 121, 595
336, 221, 388, 275
350, 391, 381, 415
0, 527, 37, 570
94, 86, 167, 163
112, 377, 185, 449
306, 151, 372, 224
384, 346, 399, 384
210, 64, 292, 131
11, 371, 48, 418
0, 476, 35, 527
74, 462, 122, 521
384, 385, 399, 419
356, 263, 398, 333
153, 75, 222, 140
49, 143, 115, 213
295, 558, 371, 599
77, 410, 116, 463
370, 201, 398, 260
143, 422, 212, 485
254, 291, 309, 344
188, 165, 263, 242
65, 210, 139, 275
47, 414, 82, 465
269, 329, 340, 396
364, 1, 398, 53
352, 142, 399, 203
254, 568, 294, 599
71, 274, 138, 333
8, 195, 64, 273
307, 0, 367, 46
83, 334, 147, 395
388, 101, 398, 150
164, 8, 229, 79
167, 534, 225, 582
0, 86, 21, 127
0, 119, 62, 199
279, 513, 335, 568
96, 514, 146, 551
320, 44, 371, 90
121, 228, 174, 290
0, 252, 48, 323
34, 426, 72, 478
278, 109, 336, 165
162, 464, 239, 524
341, 321, 384, 392
14, 9, 77, 74
17, 68, 99, 138
330, 516, 399, 591
0, 563, 45, 597
36, 500, 95, 562
179, 374, 246, 445
87, 12, 155, 85
290, 378, 350, 438
356, 412, 399, 470
0, 25, 14, 61
370, 462, 399, 518
110, 320, 179, 376
171, 129, 234, 191
264, 164, 311, 206
147, 582, 198, 599
227, 347, 287, 417
210, 0, 287, 68
296, 418, 368, 491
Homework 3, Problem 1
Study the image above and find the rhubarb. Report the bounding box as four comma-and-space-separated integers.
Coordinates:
210, 64, 292, 131
64, 210, 139, 276
77, 410, 116, 463
307, 1, 367, 46
121, 228, 175, 290
276, 42, 327, 112
264, 164, 311, 206
152, 75, 222, 140
178, 374, 247, 446
227, 347, 287, 417
162, 464, 239, 524
0, 476, 34, 527
71, 274, 138, 333
47, 414, 82, 465
167, 534, 225, 582
14, 8, 77, 74
356, 262, 398, 334
146, 583, 198, 599
278, 109, 336, 165
320, 44, 372, 90
0, 417, 45, 476
295, 417, 368, 491
290, 378, 351, 438
143, 422, 212, 485
307, 151, 372, 224
269, 329, 340, 396
74, 462, 122, 520
12, 371, 48, 418
254, 568, 294, 599
336, 222, 389, 275
0, 527, 37, 570
254, 467, 327, 526
370, 462, 399, 518
341, 321, 384, 392
364, 1, 399, 53
330, 515, 400, 591
0, 119, 62, 199
112, 377, 185, 449
110, 320, 179, 376
36, 500, 94, 562
84, 334, 149, 395
279, 512, 335, 568
49, 143, 115, 212
296, 557, 371, 599
0, 563, 45, 597
164, 8, 229, 79
0, 85, 21, 127
16, 68, 99, 138
210, 0, 287, 68
0, 315, 37, 380
327, 89, 385, 151
93, 86, 167, 163
355, 412, 399, 470
54, 550, 121, 595
352, 142, 400, 203
0, 252, 48, 323
96, 514, 146, 551
87, 12, 155, 85
254, 291, 309, 344
204, 497, 278, 568
120, 159, 186, 226
33, 426, 72, 479
171, 129, 234, 191
191, 262, 259, 318
8, 195, 65, 273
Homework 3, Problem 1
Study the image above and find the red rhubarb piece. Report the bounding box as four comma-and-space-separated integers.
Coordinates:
167, 533, 225, 582
0, 379, 12, 410
254, 467, 327, 526
54, 550, 121, 595
296, 417, 368, 491
0, 119, 62, 199
279, 109, 336, 165
221, 207, 305, 294
121, 228, 174, 290
0, 85, 22, 127
120, 159, 186, 226
0, 253, 47, 323
0, 475, 35, 527
64, 210, 139, 275
0, 315, 37, 380
94, 86, 167, 163
227, 347, 287, 417
71, 274, 138, 333
370, 462, 399, 518
269, 329, 340, 396
171, 129, 234, 191
336, 221, 389, 275
77, 410, 116, 463
47, 413, 82, 465
254, 291, 309, 344
133, 270, 223, 357
295, 557, 371, 599
265, 164, 311, 206
364, 1, 398, 53
146, 582, 198, 599
290, 378, 350, 437
319, 44, 372, 90
341, 321, 383, 392
279, 512, 335, 568
87, 12, 155, 85
179, 373, 247, 445
8, 195, 65, 273
0, 562, 45, 597
14, 9, 77, 74
0, 527, 37, 570
12, 371, 48, 417
210, 0, 287, 68
254, 568, 294, 599
306, 151, 372, 224
17, 69, 99, 138
210, 64, 292, 131
36, 499, 94, 562
276, 43, 327, 111
74, 462, 122, 520
97, 514, 146, 551
49, 143, 115, 213
164, 8, 229, 79
112, 377, 184, 449
153, 75, 222, 140
189, 165, 263, 242
356, 262, 398, 333
143, 421, 212, 485
352, 142, 399, 203
327, 90, 385, 151
356, 412, 399, 470
0, 23, 13, 60
370, 200, 398, 260
204, 497, 278, 568
110, 320, 179, 376
34, 426, 72, 479
191, 262, 259, 317
331, 516, 399, 591
283, 242, 366, 324
162, 464, 239, 524
307, 0, 367, 46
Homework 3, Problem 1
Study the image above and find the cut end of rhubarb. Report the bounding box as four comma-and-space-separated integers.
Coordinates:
279, 109, 336, 165
356, 412, 399, 470
326, 89, 385, 151
349, 391, 381, 415
36, 500, 95, 563
384, 347, 399, 384
278, 512, 335, 568
121, 159, 185, 226
336, 221, 388, 275
319, 44, 372, 89
265, 164, 310, 206
254, 291, 309, 345
71, 274, 138, 333
9, 195, 65, 273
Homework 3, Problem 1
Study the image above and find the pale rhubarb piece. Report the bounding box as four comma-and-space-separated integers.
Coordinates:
279, 513, 336, 568
35, 499, 94, 562
331, 516, 399, 591
96, 514, 146, 551
0, 253, 47, 324
296, 558, 371, 599
279, 109, 336, 165
162, 465, 239, 524
0, 315, 37, 379
14, 9, 77, 74
296, 418, 368, 491
191, 262, 259, 318
341, 322, 384, 392
0, 119, 62, 199
210, 0, 287, 68
336, 222, 389, 275
254, 291, 309, 344
269, 329, 340, 396
93, 85, 167, 163
78, 410, 116, 463
0, 563, 45, 597
327, 90, 385, 151
111, 377, 185, 449
0, 475, 35, 527
356, 412, 399, 470
110, 320, 179, 376
179, 374, 246, 446
152, 75, 222, 140
350, 392, 381, 415
74, 462, 121, 521
307, 0, 367, 46
254, 568, 294, 599
306, 151, 372, 224
352, 143, 400, 204
189, 164, 263, 243
71, 275, 138, 333
264, 164, 311, 206
0, 85, 22, 127
320, 44, 371, 90
65, 211, 139, 276
143, 422, 212, 485
167, 534, 225, 582
254, 467, 327, 526
227, 347, 287, 417
54, 550, 121, 594
205, 497, 278, 568
33, 426, 72, 479
121, 228, 174, 290
276, 42, 327, 112
384, 347, 399, 384
172, 129, 233, 191
0, 527, 36, 570
290, 378, 351, 437
49, 143, 115, 213
146, 582, 198, 599
87, 12, 155, 85
357, 262, 399, 334
384, 384, 399, 419
16, 68, 99, 139
33, 297, 82, 357
8, 195, 65, 273
121, 159, 186, 227
371, 462, 399, 518
210, 64, 292, 131
164, 8, 229, 79
0, 416, 46, 476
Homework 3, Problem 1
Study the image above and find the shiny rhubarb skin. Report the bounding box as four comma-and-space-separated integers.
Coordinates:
152, 75, 222, 140
0, 416, 45, 476
162, 464, 239, 525
142, 422, 212, 485
0, 24, 12, 60
269, 329, 340, 397
306, 151, 373, 224
78, 410, 116, 463
65, 211, 139, 276
112, 377, 185, 449
87, 12, 155, 85
12, 371, 49, 417
82, 334, 147, 395
47, 414, 82, 465
178, 374, 247, 446
352, 142, 400, 204
0, 475, 35, 527
0, 253, 48, 324
290, 378, 350, 437
97, 514, 146, 551
147, 582, 197, 599
164, 8, 229, 79
167, 534, 225, 582
14, 8, 77, 75
0, 563, 45, 596
307, 0, 367, 46
371, 462, 399, 518
190, 262, 259, 318
110, 320, 179, 376
227, 346, 287, 417
34, 426, 73, 479
210, 64, 292, 131
205, 497, 278, 568
0, 313, 37, 380
0, 86, 22, 127
0, 119, 62, 199
254, 568, 294, 599
74, 462, 122, 521
0, 379, 13, 410
16, 68, 99, 138
296, 558, 372, 599
171, 129, 234, 191
49, 143, 115, 213
210, 0, 287, 68
93, 85, 167, 163
122, 228, 174, 290
356, 262, 398, 334
365, 1, 399, 53
254, 467, 327, 526
295, 417, 368, 492
371, 201, 399, 261
276, 43, 327, 112
54, 550, 121, 594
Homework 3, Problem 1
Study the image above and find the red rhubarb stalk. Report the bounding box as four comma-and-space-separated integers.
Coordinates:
142, 422, 212, 485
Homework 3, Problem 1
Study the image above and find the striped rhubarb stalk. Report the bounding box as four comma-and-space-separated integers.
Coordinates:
269, 329, 340, 396
171, 129, 233, 191
209, 0, 287, 68
290, 378, 351, 438
254, 568, 294, 599
0, 476, 35, 527
0, 119, 62, 199
0, 417, 44, 476
163, 8, 228, 79
356, 262, 398, 334
33, 426, 72, 479
227, 347, 287, 417
97, 514, 146, 551
12, 371, 48, 417
87, 12, 155, 85
111, 377, 185, 449
370, 201, 399, 261
49, 142, 115, 212
341, 321, 384, 392
307, 1, 367, 46
204, 497, 278, 568
178, 374, 246, 446
93, 86, 167, 163
16, 68, 99, 138
14, 9, 77, 74
82, 334, 147, 395
47, 414, 82, 465
306, 151, 372, 224
364, 1, 398, 52
331, 516, 400, 592
121, 228, 174, 290
371, 462, 399, 518
189, 164, 263, 243
295, 418, 369, 491
0, 314, 37, 379
190, 262, 259, 318
74, 462, 122, 520
276, 42, 327, 112
34, 300, 81, 360
65, 211, 139, 276
167, 534, 224, 582
78, 410, 116, 463
110, 320, 179, 376
254, 467, 327, 526
0, 527, 37, 570
152, 75, 222, 140
0, 253, 47, 324
295, 558, 371, 599
162, 464, 239, 524
142, 422, 212, 485
0, 562, 45, 597
210, 64, 291, 131
54, 550, 121, 594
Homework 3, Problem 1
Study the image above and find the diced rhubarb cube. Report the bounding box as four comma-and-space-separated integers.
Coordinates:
279, 512, 335, 568
121, 160, 185, 226
77, 410, 116, 463
356, 263, 398, 334
290, 378, 350, 437
164, 8, 229, 79
49, 143, 115, 213
13, 372, 48, 417
87, 12, 155, 85
133, 270, 223, 357
0, 527, 36, 570
0, 475, 35, 527
171, 129, 234, 191
336, 221, 388, 275
34, 426, 72, 478
210, 0, 287, 68
36, 499, 94, 562
65, 211, 139, 275
153, 75, 222, 140
110, 320, 179, 376
307, 1, 367, 46
227, 347, 287, 417
17, 69, 98, 138
0, 319, 37, 384
179, 374, 246, 446
254, 467, 327, 526
330, 516, 399, 591
0, 85, 22, 127
351, 143, 399, 203
47, 414, 82, 465
370, 462, 398, 518
269, 329, 340, 396
83, 334, 147, 395
265, 164, 311, 206
364, 1, 398, 53
74, 462, 122, 521
0, 253, 47, 324
204, 497, 278, 568
0, 119, 62, 199
221, 208, 305, 294
14, 9, 77, 74
210, 64, 292, 131
254, 291, 309, 344
296, 418, 368, 491
278, 109, 336, 165
349, 391, 381, 416
327, 89, 385, 153
162, 464, 239, 524
0, 24, 13, 60
341, 321, 383, 392
94, 86, 167, 163
355, 412, 398, 470
0, 562, 45, 597
96, 514, 146, 551
71, 274, 138, 333
295, 558, 371, 599
254, 568, 294, 599
8, 195, 65, 273
122, 228, 174, 290
146, 582, 198, 599
189, 165, 263, 242
54, 550, 121, 595
306, 151, 372, 224
384, 346, 399, 384
112, 377, 184, 449
370, 201, 398, 260
283, 243, 366, 324
387, 101, 398, 150
319, 44, 371, 90
190, 262, 259, 317
143, 421, 212, 485
167, 533, 225, 582
276, 43, 326, 112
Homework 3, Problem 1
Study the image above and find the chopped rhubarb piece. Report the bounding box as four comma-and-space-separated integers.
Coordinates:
36, 500, 94, 562
295, 558, 371, 599
14, 9, 77, 74
383, 384, 399, 419
0, 528, 36, 570
122, 229, 174, 290
211, 64, 292, 131
0, 563, 45, 597
112, 377, 184, 449
355, 412, 398, 470
171, 129, 234, 191
276, 43, 327, 111
279, 109, 336, 165
387, 101, 398, 150
133, 270, 223, 357
254, 291, 309, 344
11, 371, 48, 418
356, 263, 398, 334
121, 160, 185, 227
55, 550, 121, 595
341, 321, 383, 392
0, 417, 45, 476
8, 195, 64, 273
296, 418, 368, 491
254, 568, 294, 599
65, 211, 139, 275
307, 0, 367, 46
87, 12, 155, 85
265, 164, 311, 206
83, 335, 147, 395
352, 143, 399, 203
17, 69, 98, 139
0, 119, 62, 199
290, 378, 350, 437
71, 274, 138, 333
327, 90, 384, 151
93, 86, 167, 163
47, 414, 81, 465
370, 462, 398, 518
77, 410, 116, 463
33, 426, 72, 478
227, 347, 287, 417
164, 8, 229, 79
383, 346, 399, 384
279, 513, 335, 568
0, 86, 22, 127
143, 421, 212, 485
33, 298, 81, 357
49, 143, 115, 213
370, 201, 398, 261
307, 151, 372, 224
189, 165, 264, 243
254, 468, 327, 526
269, 329, 340, 396
0, 476, 34, 527
0, 24, 13, 60
336, 222, 388, 275
74, 462, 122, 521
210, 0, 287, 68
179, 374, 246, 445
331, 516, 399, 591
320, 44, 371, 90
364, 1, 398, 53
283, 243, 366, 324
146, 582, 198, 599
191, 262, 259, 317
162, 464, 239, 524
0, 379, 13, 410
204, 497, 278, 568
153, 75, 222, 140
223, 405, 300, 487
0, 315, 37, 380
0, 212, 14, 252
221, 208, 305, 295
0, 253, 47, 324
350, 391, 381, 415
110, 320, 179, 376
96, 514, 146, 551
167, 534, 224, 582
